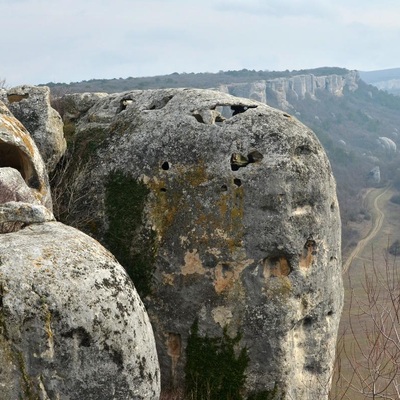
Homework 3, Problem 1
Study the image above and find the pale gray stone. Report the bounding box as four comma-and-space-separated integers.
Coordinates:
0, 221, 160, 400
5, 85, 66, 172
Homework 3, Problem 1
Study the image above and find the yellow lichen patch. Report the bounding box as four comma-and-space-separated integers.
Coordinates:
206, 247, 221, 257
147, 160, 245, 257
162, 273, 175, 286
41, 302, 54, 359
265, 276, 293, 298
211, 306, 233, 327
181, 249, 206, 276
213, 259, 252, 294
175, 160, 208, 187
299, 240, 316, 270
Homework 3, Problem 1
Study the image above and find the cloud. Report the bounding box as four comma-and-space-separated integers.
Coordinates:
1, 0, 400, 86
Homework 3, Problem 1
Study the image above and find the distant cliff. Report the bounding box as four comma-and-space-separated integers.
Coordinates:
220, 71, 359, 110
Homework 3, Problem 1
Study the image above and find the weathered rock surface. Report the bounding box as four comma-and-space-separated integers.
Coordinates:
55, 88, 343, 398
4, 85, 66, 172
0, 101, 52, 211
0, 221, 160, 399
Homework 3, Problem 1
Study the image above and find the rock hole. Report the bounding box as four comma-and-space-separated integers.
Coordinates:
283, 113, 291, 118
148, 95, 173, 110
7, 93, 29, 103
330, 202, 335, 211
193, 113, 204, 123
295, 145, 312, 156
0, 140, 40, 189
118, 98, 133, 112
230, 153, 249, 170
230, 104, 257, 116
233, 178, 242, 187
299, 240, 317, 270
161, 161, 170, 170
231, 105, 247, 116
62, 327, 91, 347
303, 316, 313, 327
247, 150, 263, 163
263, 256, 292, 278
327, 310, 333, 316
221, 184, 228, 192
160, 188, 167, 192
231, 151, 263, 170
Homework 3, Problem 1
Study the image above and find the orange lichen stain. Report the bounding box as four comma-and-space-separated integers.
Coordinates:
167, 332, 182, 386
167, 332, 181, 359
162, 273, 175, 286
33, 258, 44, 268
263, 257, 291, 279
146, 160, 245, 255
181, 249, 206, 276
299, 240, 316, 270
146, 176, 179, 240
213, 259, 252, 294
175, 160, 208, 187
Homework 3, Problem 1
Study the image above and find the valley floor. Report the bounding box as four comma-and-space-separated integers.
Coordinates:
332, 185, 400, 399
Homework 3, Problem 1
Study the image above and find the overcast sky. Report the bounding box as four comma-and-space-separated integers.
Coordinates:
1, 0, 400, 86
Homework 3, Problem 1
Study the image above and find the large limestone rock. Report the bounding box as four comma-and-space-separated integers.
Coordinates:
55, 88, 343, 398
4, 85, 66, 172
0, 222, 160, 399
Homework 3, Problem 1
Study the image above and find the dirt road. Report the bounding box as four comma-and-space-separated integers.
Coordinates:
342, 185, 391, 274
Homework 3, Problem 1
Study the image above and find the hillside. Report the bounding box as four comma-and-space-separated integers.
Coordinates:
360, 67, 400, 96
46, 68, 400, 254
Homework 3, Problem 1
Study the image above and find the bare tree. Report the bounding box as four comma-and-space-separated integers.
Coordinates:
331, 248, 400, 399
0, 77, 8, 89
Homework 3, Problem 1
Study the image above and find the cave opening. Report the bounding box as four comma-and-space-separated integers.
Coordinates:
0, 140, 40, 189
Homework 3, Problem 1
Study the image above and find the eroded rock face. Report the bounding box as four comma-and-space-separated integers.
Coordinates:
0, 100, 52, 212
4, 85, 66, 172
55, 88, 343, 398
0, 222, 160, 399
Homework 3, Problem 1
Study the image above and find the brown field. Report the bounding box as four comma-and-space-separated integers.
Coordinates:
331, 185, 400, 399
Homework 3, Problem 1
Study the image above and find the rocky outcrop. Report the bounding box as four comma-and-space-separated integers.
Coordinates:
221, 71, 359, 111
377, 136, 397, 153
55, 88, 343, 398
367, 166, 381, 185
3, 85, 66, 172
0, 99, 160, 399
0, 222, 160, 399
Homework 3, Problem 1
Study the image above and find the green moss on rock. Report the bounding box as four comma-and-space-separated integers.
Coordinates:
105, 171, 155, 297
185, 319, 249, 400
